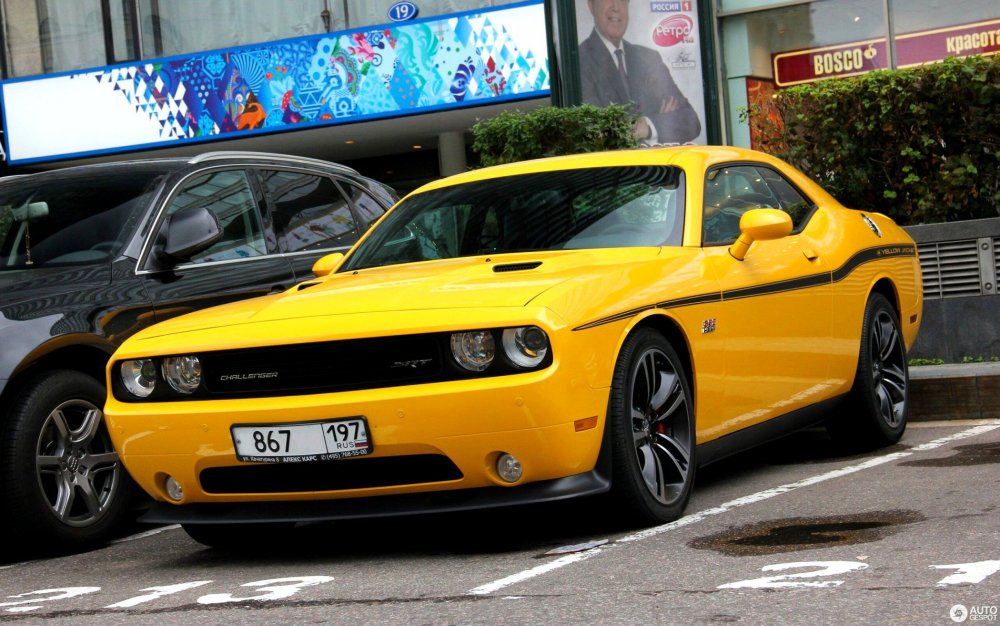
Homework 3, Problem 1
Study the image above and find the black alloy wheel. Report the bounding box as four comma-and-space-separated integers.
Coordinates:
608, 328, 695, 525
829, 292, 909, 449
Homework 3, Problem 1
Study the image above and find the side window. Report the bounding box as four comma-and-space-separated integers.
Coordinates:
755, 167, 813, 229
261, 170, 359, 253
704, 166, 776, 245
341, 182, 389, 231
166, 169, 265, 263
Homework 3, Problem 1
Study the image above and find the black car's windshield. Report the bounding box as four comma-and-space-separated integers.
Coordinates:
343, 166, 684, 271
0, 168, 169, 270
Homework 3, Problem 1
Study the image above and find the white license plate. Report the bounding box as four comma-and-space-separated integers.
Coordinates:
231, 417, 371, 463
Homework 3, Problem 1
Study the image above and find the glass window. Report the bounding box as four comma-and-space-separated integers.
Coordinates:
138, 0, 327, 58
344, 166, 684, 271
261, 170, 358, 253
891, 0, 998, 34
0, 169, 166, 268
704, 165, 768, 245
341, 183, 388, 230
703, 165, 812, 245
165, 169, 265, 263
38, 0, 108, 73
756, 167, 812, 227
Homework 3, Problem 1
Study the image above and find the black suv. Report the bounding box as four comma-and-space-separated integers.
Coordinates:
0, 151, 396, 552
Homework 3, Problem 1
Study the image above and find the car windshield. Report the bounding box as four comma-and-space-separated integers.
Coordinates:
343, 166, 684, 271
0, 168, 169, 270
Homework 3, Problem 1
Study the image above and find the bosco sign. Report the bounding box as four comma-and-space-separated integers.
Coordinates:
813, 47, 870, 76
773, 40, 886, 87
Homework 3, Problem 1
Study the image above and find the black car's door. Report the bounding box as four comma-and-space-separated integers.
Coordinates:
139, 167, 295, 324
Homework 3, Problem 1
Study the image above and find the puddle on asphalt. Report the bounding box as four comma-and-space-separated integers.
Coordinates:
689, 510, 925, 557
898, 441, 1000, 467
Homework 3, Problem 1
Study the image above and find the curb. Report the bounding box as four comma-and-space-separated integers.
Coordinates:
909, 362, 1000, 421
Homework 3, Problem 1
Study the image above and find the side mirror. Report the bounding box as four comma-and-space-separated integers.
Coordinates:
161, 206, 222, 263
311, 252, 345, 277
728, 208, 792, 261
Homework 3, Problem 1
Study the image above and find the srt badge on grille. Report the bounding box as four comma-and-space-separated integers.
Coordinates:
391, 358, 433, 369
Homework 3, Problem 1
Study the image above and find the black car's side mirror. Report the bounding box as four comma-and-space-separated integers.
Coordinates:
160, 206, 223, 263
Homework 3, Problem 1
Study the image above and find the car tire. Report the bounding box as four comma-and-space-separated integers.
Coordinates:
182, 523, 294, 549
607, 328, 695, 525
829, 293, 909, 450
0, 370, 133, 553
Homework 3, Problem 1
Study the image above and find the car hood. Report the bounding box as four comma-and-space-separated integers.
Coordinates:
134, 249, 668, 340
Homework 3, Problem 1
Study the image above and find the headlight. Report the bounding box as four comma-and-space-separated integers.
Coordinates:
502, 326, 549, 368
120, 359, 158, 398
162, 355, 202, 394
450, 330, 495, 372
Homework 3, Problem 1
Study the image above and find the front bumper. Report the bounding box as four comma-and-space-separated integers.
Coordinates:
106, 365, 611, 508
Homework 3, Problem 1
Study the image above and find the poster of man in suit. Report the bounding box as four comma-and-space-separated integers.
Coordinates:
577, 0, 706, 145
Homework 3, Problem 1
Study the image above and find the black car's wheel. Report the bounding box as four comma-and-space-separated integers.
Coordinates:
182, 523, 294, 549
829, 293, 909, 449
0, 370, 132, 551
607, 328, 695, 525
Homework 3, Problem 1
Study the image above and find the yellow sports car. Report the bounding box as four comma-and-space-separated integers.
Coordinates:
105, 146, 922, 547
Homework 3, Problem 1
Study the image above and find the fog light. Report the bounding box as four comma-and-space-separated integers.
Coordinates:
496, 453, 522, 483
165, 476, 183, 501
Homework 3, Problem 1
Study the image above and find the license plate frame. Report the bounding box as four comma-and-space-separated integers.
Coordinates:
231, 416, 372, 463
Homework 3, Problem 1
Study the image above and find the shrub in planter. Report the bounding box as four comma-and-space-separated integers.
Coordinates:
745, 54, 1000, 226
472, 104, 639, 167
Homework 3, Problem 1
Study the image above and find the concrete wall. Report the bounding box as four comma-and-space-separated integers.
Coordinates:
904, 217, 1000, 363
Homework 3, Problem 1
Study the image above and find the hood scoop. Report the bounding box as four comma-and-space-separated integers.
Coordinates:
493, 261, 542, 273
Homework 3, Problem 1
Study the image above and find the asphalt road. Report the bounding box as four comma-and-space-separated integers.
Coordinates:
1, 419, 998, 626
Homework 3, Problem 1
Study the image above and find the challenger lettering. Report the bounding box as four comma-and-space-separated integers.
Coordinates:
219, 372, 279, 381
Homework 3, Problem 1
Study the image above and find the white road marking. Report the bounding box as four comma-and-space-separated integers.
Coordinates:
467, 423, 1000, 596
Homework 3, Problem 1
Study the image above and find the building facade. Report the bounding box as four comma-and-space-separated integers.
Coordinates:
0, 0, 996, 188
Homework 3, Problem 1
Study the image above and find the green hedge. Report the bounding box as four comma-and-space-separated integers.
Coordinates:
746, 55, 1000, 225
471, 104, 638, 167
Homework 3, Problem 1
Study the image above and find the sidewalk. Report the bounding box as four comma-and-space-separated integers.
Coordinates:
909, 361, 1000, 421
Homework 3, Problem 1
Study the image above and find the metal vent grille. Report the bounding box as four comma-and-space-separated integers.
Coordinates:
995, 237, 1000, 278
918, 240, 982, 299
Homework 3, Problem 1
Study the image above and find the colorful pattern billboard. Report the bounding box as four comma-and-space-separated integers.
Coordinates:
0, 0, 549, 165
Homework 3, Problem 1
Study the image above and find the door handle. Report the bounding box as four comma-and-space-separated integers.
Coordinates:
269, 284, 287, 294
802, 248, 819, 261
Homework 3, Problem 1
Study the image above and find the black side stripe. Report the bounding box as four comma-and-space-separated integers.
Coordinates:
572, 244, 915, 331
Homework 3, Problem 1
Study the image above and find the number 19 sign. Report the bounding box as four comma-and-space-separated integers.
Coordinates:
388, 1, 419, 22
